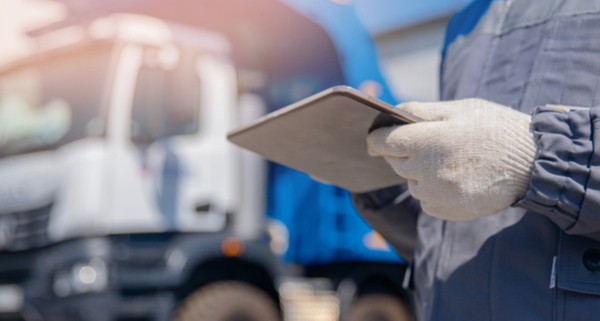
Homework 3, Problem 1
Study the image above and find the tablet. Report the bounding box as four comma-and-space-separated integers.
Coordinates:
227, 86, 422, 192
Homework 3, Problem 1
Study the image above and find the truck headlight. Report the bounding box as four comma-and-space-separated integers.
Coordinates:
53, 258, 108, 297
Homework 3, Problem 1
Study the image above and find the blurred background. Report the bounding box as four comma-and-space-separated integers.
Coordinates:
0, 1, 470, 321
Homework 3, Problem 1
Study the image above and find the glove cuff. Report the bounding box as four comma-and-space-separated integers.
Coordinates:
503, 111, 538, 201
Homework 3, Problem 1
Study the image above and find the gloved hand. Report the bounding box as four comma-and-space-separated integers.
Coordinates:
367, 98, 538, 221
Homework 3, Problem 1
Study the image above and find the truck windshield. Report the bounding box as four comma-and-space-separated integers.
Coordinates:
0, 46, 112, 159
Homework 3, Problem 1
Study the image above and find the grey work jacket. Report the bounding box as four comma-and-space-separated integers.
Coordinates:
353, 0, 600, 320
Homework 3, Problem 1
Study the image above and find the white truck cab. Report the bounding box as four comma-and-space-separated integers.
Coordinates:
0, 14, 253, 250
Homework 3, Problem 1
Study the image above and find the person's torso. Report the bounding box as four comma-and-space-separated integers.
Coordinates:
414, 0, 600, 320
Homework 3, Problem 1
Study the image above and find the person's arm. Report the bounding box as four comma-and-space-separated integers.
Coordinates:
352, 184, 421, 262
367, 99, 600, 241
516, 106, 600, 240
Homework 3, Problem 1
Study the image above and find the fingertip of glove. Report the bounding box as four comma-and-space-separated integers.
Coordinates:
366, 127, 389, 156
366, 124, 418, 157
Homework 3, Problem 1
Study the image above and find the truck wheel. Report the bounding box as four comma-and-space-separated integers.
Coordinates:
173, 281, 280, 321
346, 294, 411, 321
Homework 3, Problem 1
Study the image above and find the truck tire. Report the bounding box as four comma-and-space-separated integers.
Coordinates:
173, 281, 280, 321
346, 294, 411, 321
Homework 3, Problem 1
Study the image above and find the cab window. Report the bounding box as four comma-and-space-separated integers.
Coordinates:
130, 47, 200, 146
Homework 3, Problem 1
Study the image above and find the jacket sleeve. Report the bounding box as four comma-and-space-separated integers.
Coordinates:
352, 184, 421, 262
516, 106, 600, 240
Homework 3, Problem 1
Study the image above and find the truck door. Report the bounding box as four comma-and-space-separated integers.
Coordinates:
128, 45, 239, 233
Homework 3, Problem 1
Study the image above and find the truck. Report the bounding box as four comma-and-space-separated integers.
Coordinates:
0, 4, 411, 321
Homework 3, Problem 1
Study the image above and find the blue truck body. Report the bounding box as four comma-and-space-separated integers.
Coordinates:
268, 0, 403, 266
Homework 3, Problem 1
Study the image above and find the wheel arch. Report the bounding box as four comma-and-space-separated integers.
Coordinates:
177, 256, 281, 307
164, 234, 285, 301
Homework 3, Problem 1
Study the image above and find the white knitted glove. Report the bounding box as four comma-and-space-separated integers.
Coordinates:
367, 99, 537, 221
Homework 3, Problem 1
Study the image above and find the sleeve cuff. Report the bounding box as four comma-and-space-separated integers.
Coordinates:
516, 106, 595, 232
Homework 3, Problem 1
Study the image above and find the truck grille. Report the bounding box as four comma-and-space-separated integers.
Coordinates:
0, 205, 51, 252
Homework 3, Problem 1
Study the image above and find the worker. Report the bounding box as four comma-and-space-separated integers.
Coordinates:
352, 0, 600, 320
